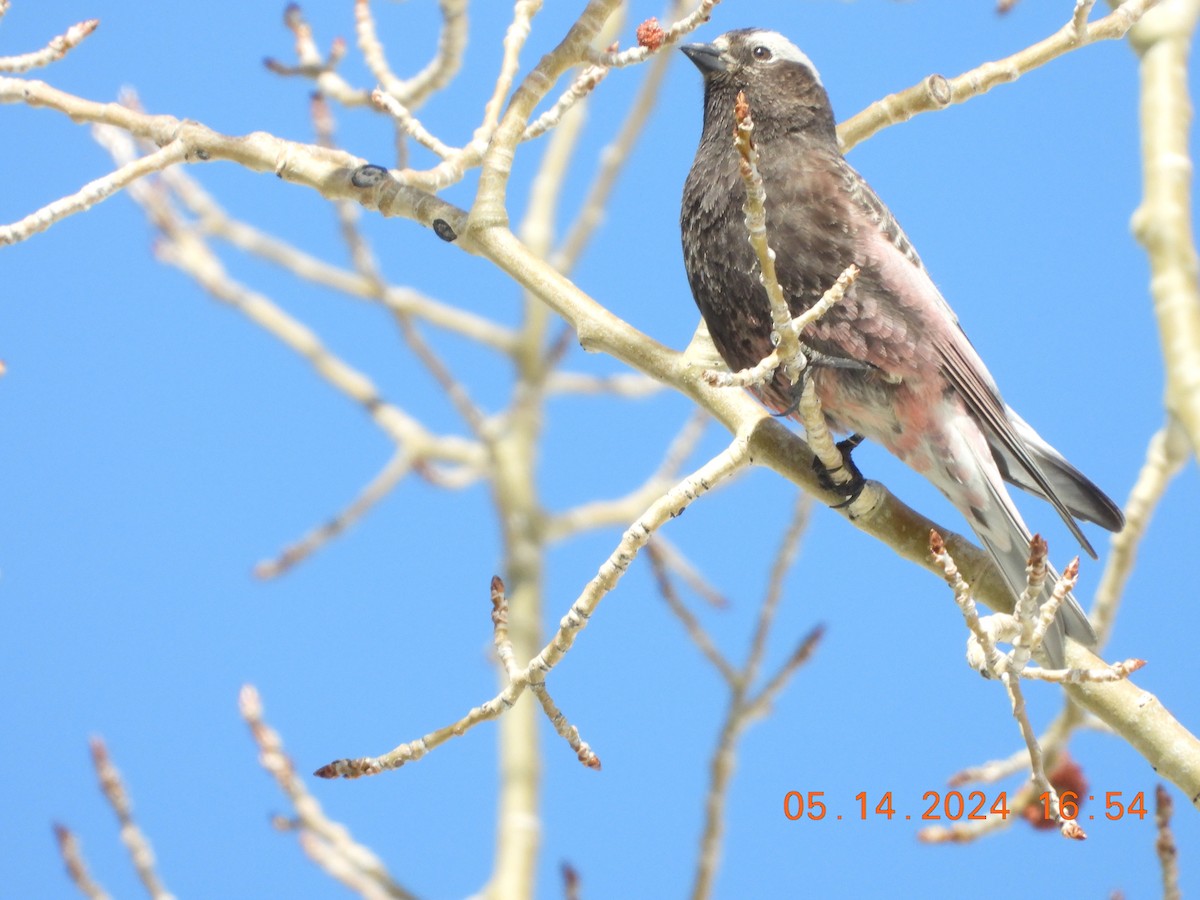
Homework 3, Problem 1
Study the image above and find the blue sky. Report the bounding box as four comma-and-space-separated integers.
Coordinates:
3, 1, 1197, 897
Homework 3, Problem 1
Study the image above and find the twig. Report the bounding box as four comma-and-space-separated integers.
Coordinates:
931, 531, 1142, 686
314, 432, 754, 778
731, 92, 805, 386
838, 0, 1159, 152
691, 626, 823, 900
1012, 535, 1051, 668
157, 163, 516, 351
52, 824, 111, 900
682, 495, 819, 899
585, 0, 722, 67
543, 411, 712, 542
529, 679, 602, 769
722, 96, 861, 396
552, 1, 687, 272
327, 158, 491, 438
646, 542, 736, 683
264, 5, 369, 107
472, 0, 626, 228
239, 686, 415, 899
522, 62, 610, 141
90, 738, 175, 899
254, 452, 415, 579
0, 16, 98, 73
701, 262, 857, 391
91, 125, 482, 470
1156, 784, 1181, 900
745, 495, 813, 686
948, 703, 1087, 786
648, 534, 728, 609
1074, 0, 1100, 38
1091, 420, 1190, 642
929, 532, 1152, 840
371, 89, 455, 158
358, 0, 468, 108
1000, 671, 1085, 839
0, 140, 188, 246
545, 371, 663, 396
480, 0, 544, 139
1021, 658, 1145, 683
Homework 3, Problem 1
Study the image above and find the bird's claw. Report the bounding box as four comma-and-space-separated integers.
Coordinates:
815, 433, 866, 507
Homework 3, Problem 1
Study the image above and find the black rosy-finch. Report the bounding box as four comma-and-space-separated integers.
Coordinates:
679, 29, 1123, 666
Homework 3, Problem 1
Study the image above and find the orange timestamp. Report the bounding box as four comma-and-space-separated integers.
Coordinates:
783, 790, 1150, 823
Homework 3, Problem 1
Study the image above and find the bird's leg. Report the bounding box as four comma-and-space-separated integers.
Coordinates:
817, 433, 866, 508
768, 351, 871, 507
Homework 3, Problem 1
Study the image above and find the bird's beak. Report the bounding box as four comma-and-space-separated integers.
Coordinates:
681, 42, 727, 75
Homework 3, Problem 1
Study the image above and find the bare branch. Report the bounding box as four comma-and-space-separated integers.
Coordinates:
691, 624, 824, 900
838, 0, 1159, 152
357, 0, 468, 108
522, 62, 610, 142
52, 824, 111, 900
472, 0, 621, 228
239, 686, 415, 899
744, 495, 813, 687
90, 738, 174, 900
544, 371, 663, 396
1123, 0, 1200, 456
314, 432, 753, 778
1157, 784, 1181, 900
92, 126, 482, 471
7, 0, 1198, 807
1091, 420, 1190, 642
254, 452, 416, 579
544, 411, 710, 541
647, 542, 737, 683
0, 140, 187, 246
479, 0, 544, 138
265, 5, 369, 106
648, 534, 728, 609
552, 3, 686, 272
371, 89, 455, 158
158, 164, 517, 351
584, 1, 722, 67
731, 92, 806, 387
0, 16, 98, 72
948, 703, 1087, 787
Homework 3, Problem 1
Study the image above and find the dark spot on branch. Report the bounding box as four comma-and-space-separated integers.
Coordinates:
350, 164, 389, 188
926, 74, 952, 107
432, 219, 457, 242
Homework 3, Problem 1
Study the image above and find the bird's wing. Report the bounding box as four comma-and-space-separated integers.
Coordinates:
993, 407, 1125, 531
837, 157, 925, 272
937, 339, 1099, 557
836, 157, 1103, 557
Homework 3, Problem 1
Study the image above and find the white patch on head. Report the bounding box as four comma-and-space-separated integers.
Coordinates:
741, 30, 822, 85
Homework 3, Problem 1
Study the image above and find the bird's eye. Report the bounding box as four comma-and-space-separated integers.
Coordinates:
752, 45, 772, 61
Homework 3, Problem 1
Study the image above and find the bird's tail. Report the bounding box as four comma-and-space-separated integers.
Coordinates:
962, 440, 1096, 669
972, 521, 1096, 669
994, 406, 1125, 535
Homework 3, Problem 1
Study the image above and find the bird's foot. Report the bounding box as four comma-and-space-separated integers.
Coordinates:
814, 433, 867, 508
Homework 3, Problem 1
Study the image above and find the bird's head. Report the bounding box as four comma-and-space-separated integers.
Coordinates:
681, 29, 836, 143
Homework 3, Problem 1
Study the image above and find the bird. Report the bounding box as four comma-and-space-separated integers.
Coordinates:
679, 28, 1124, 667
